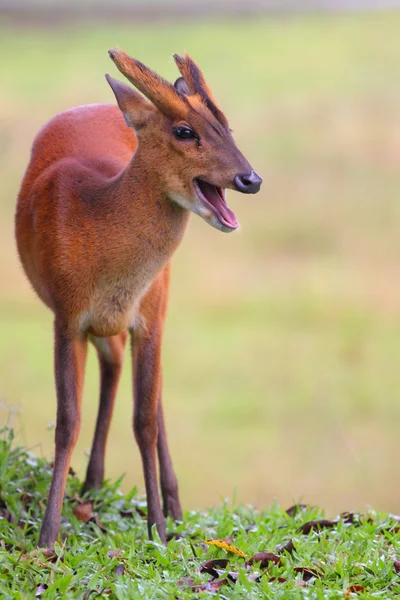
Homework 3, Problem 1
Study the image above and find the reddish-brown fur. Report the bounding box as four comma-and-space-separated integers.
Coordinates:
15, 50, 261, 548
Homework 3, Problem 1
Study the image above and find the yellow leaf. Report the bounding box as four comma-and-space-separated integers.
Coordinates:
204, 539, 246, 558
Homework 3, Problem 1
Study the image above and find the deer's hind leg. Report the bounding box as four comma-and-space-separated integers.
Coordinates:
83, 331, 128, 492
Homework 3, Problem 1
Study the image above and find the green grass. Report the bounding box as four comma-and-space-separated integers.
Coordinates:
1, 430, 400, 599
2, 12, 400, 515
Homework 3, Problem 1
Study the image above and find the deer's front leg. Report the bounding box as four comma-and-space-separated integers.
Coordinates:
132, 328, 166, 543
38, 322, 87, 549
157, 397, 182, 521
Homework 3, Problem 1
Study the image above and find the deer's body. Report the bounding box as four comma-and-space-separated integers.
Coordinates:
15, 50, 261, 548
17, 104, 188, 338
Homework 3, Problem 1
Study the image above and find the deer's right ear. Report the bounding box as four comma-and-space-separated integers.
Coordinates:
105, 74, 154, 130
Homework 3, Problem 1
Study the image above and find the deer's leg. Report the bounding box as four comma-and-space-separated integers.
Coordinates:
83, 332, 127, 492
38, 322, 87, 549
132, 328, 166, 542
157, 396, 182, 521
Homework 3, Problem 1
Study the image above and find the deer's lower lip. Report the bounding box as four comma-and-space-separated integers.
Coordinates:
193, 179, 238, 230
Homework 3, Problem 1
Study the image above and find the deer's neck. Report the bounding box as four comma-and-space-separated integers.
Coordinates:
102, 144, 190, 281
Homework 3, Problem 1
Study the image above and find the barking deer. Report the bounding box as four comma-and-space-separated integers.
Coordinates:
15, 49, 262, 548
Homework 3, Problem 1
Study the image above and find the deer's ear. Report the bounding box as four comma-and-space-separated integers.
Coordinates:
105, 74, 155, 129
174, 76, 191, 96
108, 50, 189, 121
173, 53, 228, 127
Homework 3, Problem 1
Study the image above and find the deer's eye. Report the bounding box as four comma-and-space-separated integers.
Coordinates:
173, 126, 198, 140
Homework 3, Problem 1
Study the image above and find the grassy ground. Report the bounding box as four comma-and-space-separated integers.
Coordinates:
2, 12, 400, 515
1, 431, 400, 599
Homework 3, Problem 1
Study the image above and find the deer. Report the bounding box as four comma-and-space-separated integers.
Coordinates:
15, 49, 262, 548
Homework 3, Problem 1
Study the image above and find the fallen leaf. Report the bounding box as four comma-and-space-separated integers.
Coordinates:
166, 532, 182, 542
119, 507, 146, 518
277, 539, 296, 555
192, 579, 229, 592
200, 559, 229, 578
40, 548, 58, 562
346, 584, 365, 594
119, 509, 134, 518
35, 584, 48, 597
73, 501, 93, 523
107, 550, 120, 559
394, 560, 400, 573
177, 577, 195, 588
379, 525, 400, 534
247, 552, 281, 569
92, 515, 107, 533
269, 576, 288, 583
299, 518, 339, 535
294, 566, 322, 581
248, 572, 262, 582
341, 512, 362, 525
18, 490, 34, 509
204, 540, 246, 558
389, 514, 400, 522
115, 563, 125, 576
286, 504, 311, 517
22, 548, 59, 564
0, 499, 15, 524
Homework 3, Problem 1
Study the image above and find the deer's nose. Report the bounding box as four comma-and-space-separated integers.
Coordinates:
233, 170, 263, 194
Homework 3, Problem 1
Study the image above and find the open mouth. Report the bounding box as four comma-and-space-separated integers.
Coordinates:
193, 178, 238, 230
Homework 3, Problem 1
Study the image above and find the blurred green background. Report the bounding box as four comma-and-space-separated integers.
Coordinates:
2, 7, 400, 516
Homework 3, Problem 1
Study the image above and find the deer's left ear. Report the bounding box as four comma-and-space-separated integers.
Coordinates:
105, 74, 155, 130
174, 77, 191, 96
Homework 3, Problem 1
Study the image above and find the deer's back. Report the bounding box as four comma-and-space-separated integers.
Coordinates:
15, 104, 138, 320
24, 103, 135, 179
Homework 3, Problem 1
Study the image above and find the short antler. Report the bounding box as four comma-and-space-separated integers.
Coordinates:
109, 49, 188, 120
173, 53, 228, 127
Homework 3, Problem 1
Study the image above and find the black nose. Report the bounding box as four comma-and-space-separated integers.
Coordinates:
233, 170, 263, 194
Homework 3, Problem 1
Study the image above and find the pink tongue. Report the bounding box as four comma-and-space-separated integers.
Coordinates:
199, 181, 237, 227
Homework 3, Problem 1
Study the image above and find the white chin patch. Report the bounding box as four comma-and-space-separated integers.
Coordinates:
169, 192, 237, 233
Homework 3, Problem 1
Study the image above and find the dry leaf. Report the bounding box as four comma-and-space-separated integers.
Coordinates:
40, 548, 58, 562
341, 512, 362, 525
394, 560, 400, 573
35, 584, 48, 597
192, 579, 229, 592
277, 539, 296, 555
286, 504, 311, 517
294, 566, 322, 581
166, 532, 183, 542
115, 563, 125, 576
247, 552, 281, 569
200, 559, 229, 578
73, 502, 93, 523
300, 518, 339, 535
93, 516, 107, 533
346, 584, 365, 594
389, 514, 400, 522
119, 509, 134, 518
177, 577, 195, 588
204, 540, 246, 558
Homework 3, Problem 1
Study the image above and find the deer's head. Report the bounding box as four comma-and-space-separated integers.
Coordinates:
107, 50, 262, 233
